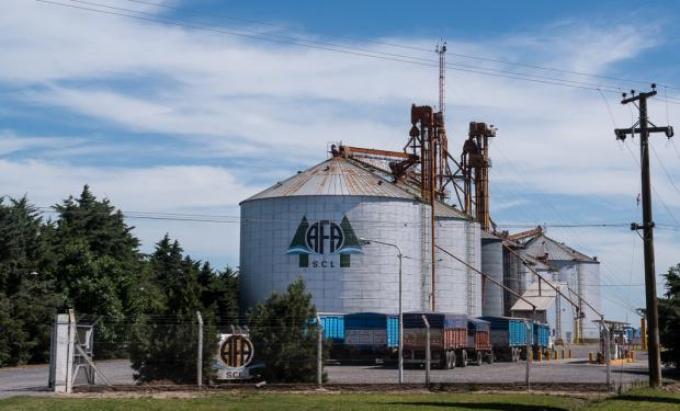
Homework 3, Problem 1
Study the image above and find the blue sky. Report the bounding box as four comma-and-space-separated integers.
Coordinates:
2, 0, 680, 321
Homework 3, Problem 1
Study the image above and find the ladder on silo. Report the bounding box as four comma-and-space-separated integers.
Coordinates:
465, 222, 477, 316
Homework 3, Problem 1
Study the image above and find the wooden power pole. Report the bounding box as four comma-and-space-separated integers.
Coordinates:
614, 84, 674, 387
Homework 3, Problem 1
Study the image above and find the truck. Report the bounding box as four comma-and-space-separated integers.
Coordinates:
316, 313, 345, 361
341, 312, 398, 364
317, 313, 345, 344
403, 312, 474, 369
532, 321, 550, 356
467, 319, 493, 365
480, 316, 532, 362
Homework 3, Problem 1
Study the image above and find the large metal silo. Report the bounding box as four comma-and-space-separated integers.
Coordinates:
240, 157, 429, 315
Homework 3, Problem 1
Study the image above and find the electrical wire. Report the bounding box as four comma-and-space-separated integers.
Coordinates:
35, 0, 680, 99
650, 143, 680, 199
120, 0, 680, 92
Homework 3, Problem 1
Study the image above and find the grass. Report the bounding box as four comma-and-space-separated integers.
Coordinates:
0, 388, 678, 411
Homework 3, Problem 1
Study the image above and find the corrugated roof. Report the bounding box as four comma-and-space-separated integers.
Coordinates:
510, 280, 567, 312
242, 157, 417, 203
242, 157, 471, 220
524, 234, 597, 263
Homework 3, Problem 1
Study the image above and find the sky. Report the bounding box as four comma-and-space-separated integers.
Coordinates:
2, 0, 680, 322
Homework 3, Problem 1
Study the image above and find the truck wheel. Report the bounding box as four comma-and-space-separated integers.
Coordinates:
450, 351, 456, 369
444, 351, 453, 369
476, 352, 483, 366
459, 350, 468, 367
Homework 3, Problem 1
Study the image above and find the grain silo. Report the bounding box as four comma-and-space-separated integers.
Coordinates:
481, 232, 504, 317
522, 233, 602, 342
239, 153, 483, 316
240, 103, 490, 317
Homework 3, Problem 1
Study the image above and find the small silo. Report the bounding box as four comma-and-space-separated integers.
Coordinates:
523, 234, 602, 342
502, 246, 553, 316
240, 156, 430, 314
481, 232, 504, 317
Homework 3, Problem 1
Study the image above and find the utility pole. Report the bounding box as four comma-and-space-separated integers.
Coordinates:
614, 84, 674, 388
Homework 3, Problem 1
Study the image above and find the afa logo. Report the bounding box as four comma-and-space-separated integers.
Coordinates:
287, 216, 362, 268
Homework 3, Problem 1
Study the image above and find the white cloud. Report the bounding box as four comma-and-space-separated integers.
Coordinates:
0, 157, 258, 266
0, 158, 257, 211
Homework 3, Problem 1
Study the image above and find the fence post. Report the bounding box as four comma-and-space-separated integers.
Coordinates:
525, 320, 531, 390
603, 323, 611, 390
196, 311, 203, 388
66, 309, 76, 393
316, 315, 323, 387
422, 315, 431, 387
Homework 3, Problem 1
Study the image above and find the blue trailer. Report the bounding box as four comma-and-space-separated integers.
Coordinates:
341, 312, 398, 364
532, 321, 550, 355
480, 316, 532, 362
317, 313, 345, 343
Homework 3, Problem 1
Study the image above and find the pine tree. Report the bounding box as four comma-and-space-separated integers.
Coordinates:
51, 186, 144, 358
247, 278, 322, 382
197, 263, 239, 328
128, 235, 217, 383
0, 197, 63, 366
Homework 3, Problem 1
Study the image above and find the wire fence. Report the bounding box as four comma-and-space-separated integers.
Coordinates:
41, 312, 651, 393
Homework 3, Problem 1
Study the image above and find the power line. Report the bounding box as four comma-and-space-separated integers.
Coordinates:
35, 0, 680, 99
650, 143, 680, 198
33, 206, 680, 230
120, 0, 680, 92
622, 140, 680, 226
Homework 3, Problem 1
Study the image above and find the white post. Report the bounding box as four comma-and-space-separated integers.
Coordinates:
49, 313, 68, 391
422, 315, 431, 386
317, 314, 323, 387
196, 311, 203, 387
359, 238, 403, 384
398, 251, 404, 385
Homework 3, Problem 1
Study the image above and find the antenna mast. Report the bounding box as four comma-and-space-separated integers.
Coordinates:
437, 41, 447, 114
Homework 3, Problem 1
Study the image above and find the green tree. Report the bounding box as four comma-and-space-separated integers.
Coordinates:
659, 263, 680, 367
197, 263, 239, 328
247, 278, 322, 382
0, 197, 63, 366
128, 235, 217, 383
51, 186, 144, 357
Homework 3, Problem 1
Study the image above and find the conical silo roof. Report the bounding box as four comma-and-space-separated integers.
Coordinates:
241, 157, 417, 203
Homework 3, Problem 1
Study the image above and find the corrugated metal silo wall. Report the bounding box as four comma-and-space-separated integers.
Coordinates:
469, 222, 482, 316
503, 249, 526, 316
434, 218, 469, 314
554, 261, 602, 341
240, 195, 427, 314
481, 238, 504, 317
579, 262, 602, 340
